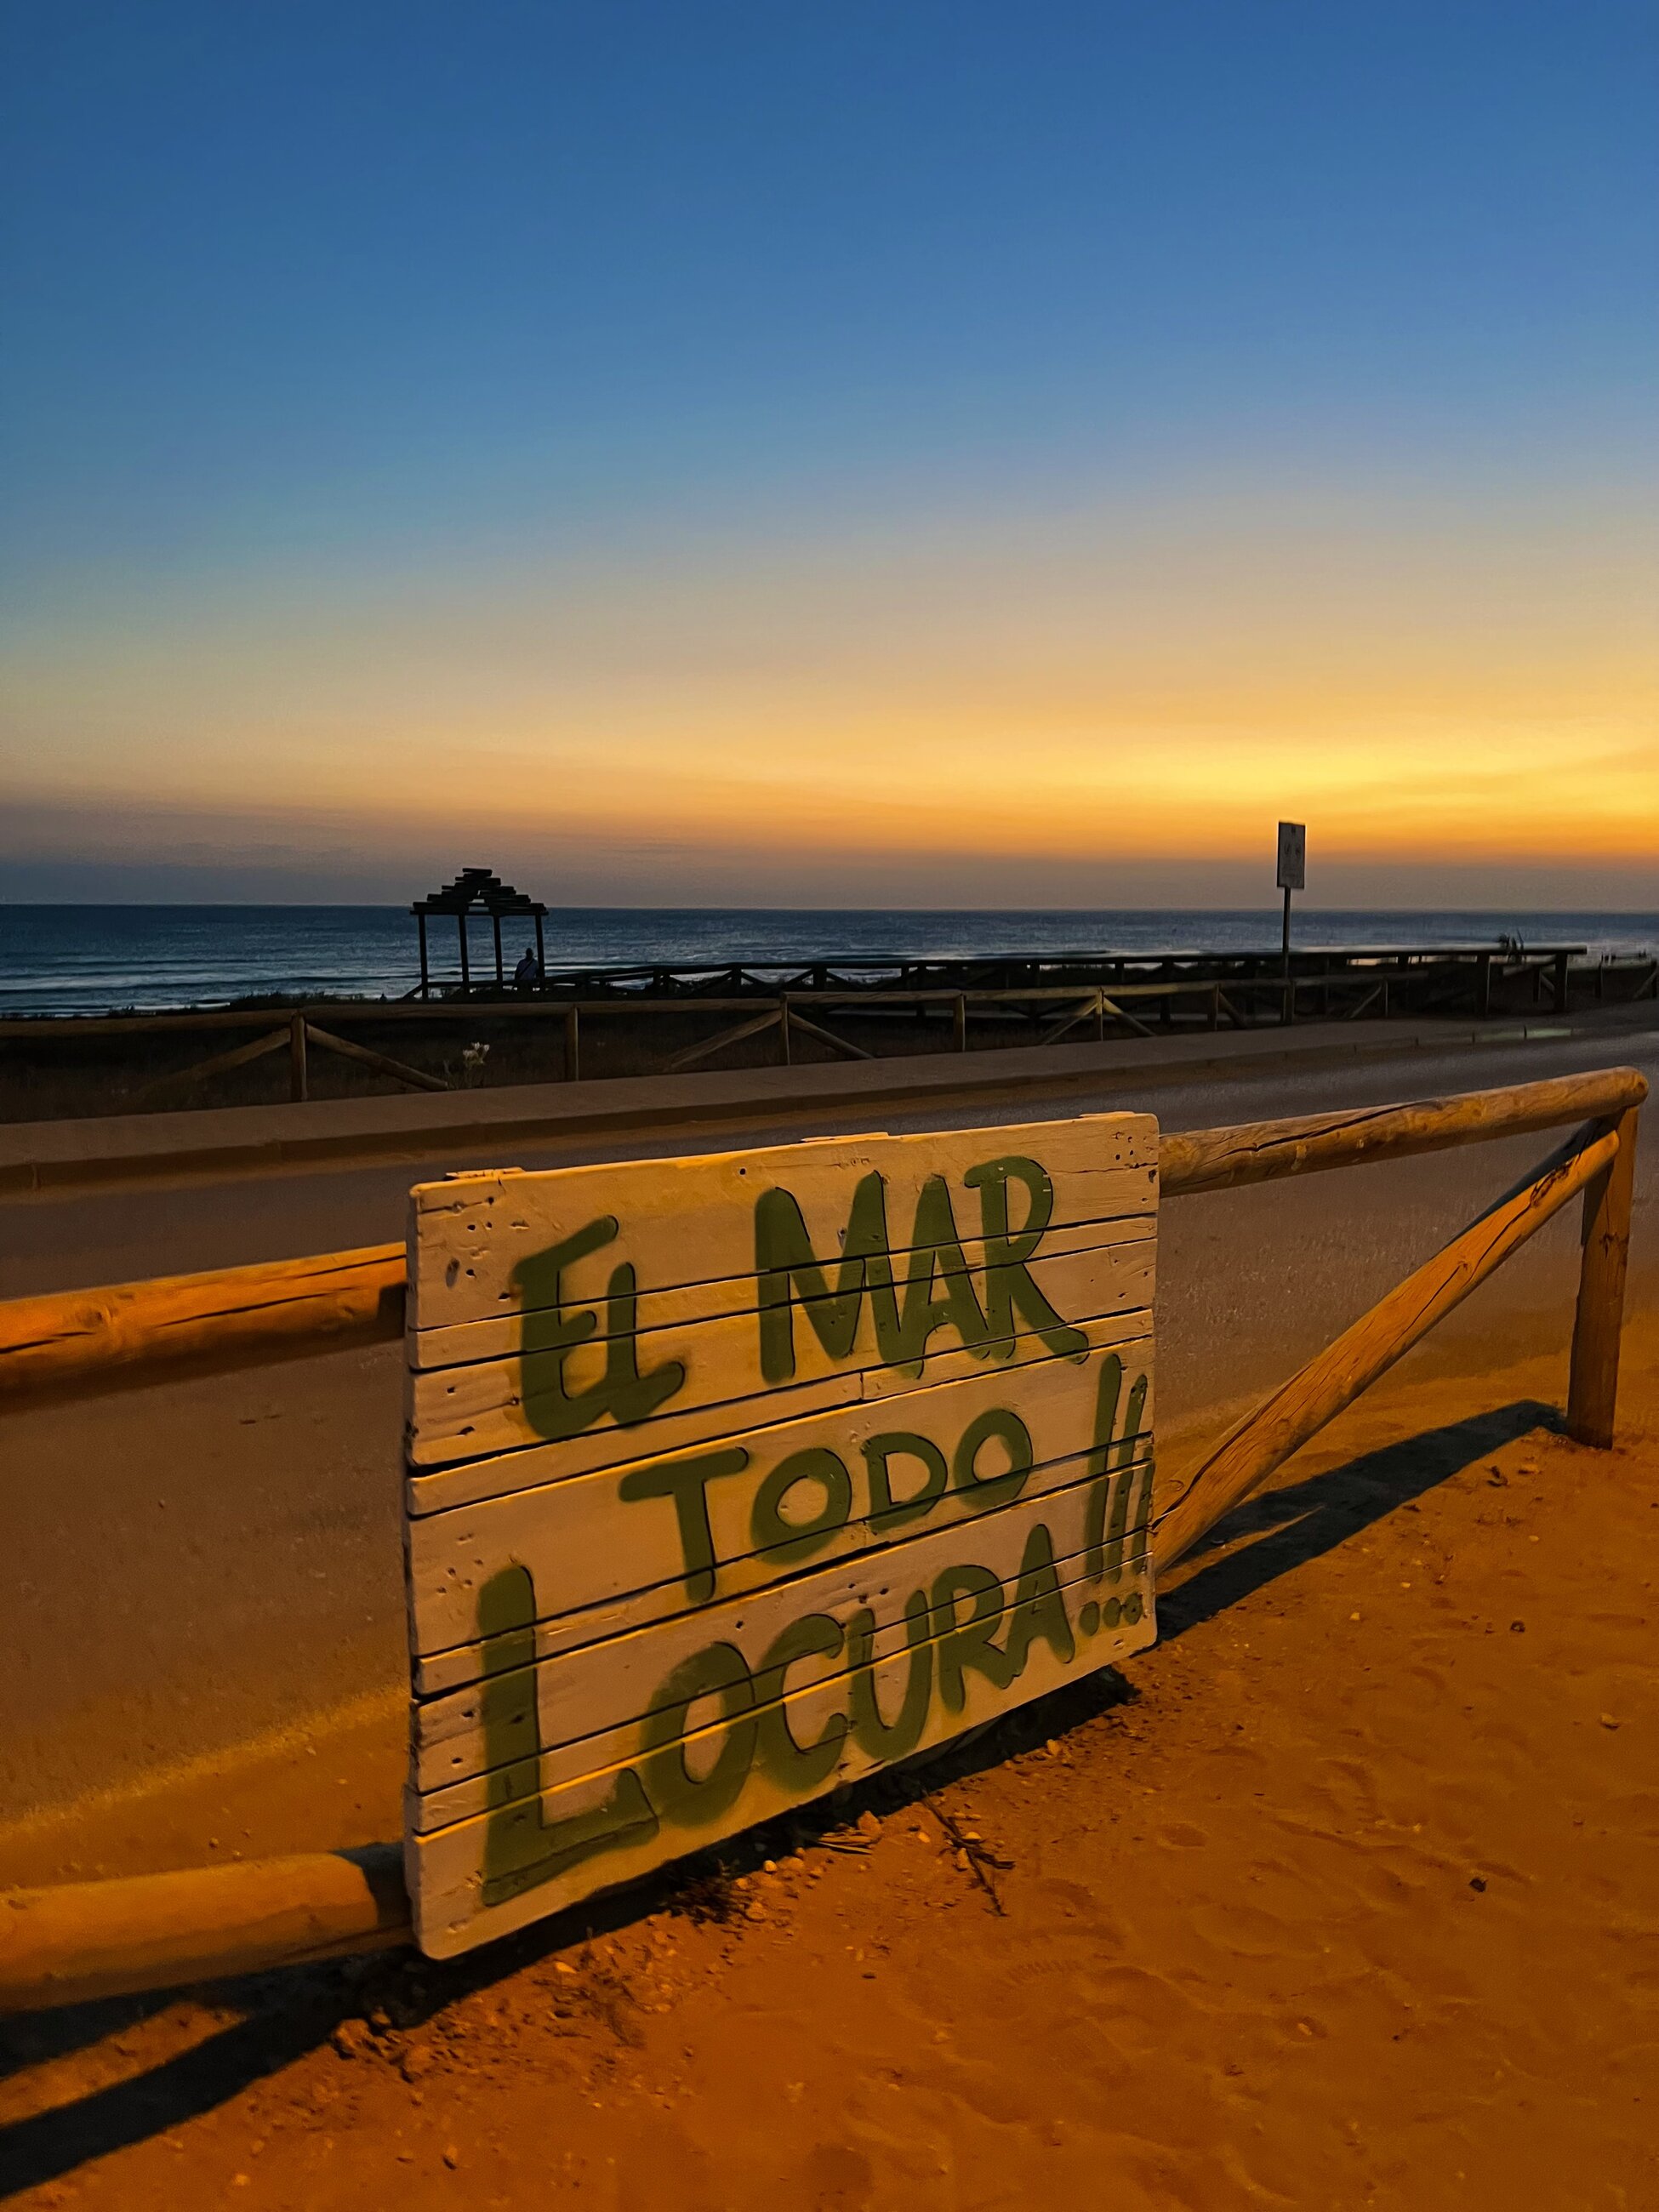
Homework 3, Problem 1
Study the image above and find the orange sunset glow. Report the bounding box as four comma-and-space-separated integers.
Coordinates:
7, 479, 1656, 904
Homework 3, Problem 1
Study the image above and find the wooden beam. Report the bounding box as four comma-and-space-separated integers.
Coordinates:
1098, 994, 1156, 1040
1158, 1067, 1648, 1198
1568, 1106, 1639, 1448
782, 1005, 875, 1061
0, 1243, 406, 1399
0, 1008, 291, 1040
0, 1848, 410, 2013
304, 1022, 448, 1093
663, 1006, 784, 1073
131, 1025, 292, 1104
1040, 993, 1102, 1047
1151, 1120, 1621, 1572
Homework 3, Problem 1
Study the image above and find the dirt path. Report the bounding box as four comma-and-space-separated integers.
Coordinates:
3, 1314, 1656, 2210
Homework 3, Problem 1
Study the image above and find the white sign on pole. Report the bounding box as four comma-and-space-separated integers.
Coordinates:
1276, 822, 1306, 892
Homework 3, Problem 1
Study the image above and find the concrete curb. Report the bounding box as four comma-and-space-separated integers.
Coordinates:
0, 1016, 1629, 1198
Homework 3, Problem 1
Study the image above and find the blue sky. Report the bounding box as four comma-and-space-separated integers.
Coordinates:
3, 2, 1655, 904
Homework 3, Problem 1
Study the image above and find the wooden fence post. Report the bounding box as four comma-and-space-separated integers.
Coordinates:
565, 1006, 580, 1082
1568, 1108, 1638, 1448
288, 1012, 308, 1102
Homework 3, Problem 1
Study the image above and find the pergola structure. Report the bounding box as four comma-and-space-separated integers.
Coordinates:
410, 869, 547, 997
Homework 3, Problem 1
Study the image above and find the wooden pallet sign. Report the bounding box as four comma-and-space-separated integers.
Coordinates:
402, 1111, 1160, 1958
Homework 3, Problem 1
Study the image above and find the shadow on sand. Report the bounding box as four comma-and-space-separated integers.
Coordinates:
0, 1394, 1557, 2198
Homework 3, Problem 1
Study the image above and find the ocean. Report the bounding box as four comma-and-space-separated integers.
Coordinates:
1, 906, 1655, 1018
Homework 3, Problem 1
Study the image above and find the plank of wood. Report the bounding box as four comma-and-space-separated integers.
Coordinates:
410, 1213, 1153, 1370
406, 1237, 1154, 1469
413, 1442, 1154, 1701
407, 1113, 1156, 1333
406, 1336, 1154, 1680
409, 1527, 1153, 1833
406, 1308, 1149, 1515
408, 1454, 1157, 1795
408, 1542, 1155, 1957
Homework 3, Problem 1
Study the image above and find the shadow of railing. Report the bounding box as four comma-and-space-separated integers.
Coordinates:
0, 1394, 1554, 2199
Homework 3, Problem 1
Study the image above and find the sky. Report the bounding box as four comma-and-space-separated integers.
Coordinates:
2, 1, 1655, 908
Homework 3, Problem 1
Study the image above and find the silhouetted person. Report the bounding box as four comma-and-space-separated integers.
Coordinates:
514, 945, 541, 989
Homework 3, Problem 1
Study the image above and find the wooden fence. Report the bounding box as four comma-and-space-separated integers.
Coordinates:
1, 983, 1257, 1107
0, 1064, 1643, 2008
10, 939, 1656, 1109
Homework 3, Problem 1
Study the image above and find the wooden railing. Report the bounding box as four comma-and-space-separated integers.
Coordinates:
0, 981, 1225, 1104
0, 1065, 1643, 2010
11, 940, 1649, 1107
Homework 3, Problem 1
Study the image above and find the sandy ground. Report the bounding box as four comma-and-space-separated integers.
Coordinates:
3, 1300, 1656, 2210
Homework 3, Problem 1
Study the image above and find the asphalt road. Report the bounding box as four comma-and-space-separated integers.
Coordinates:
3, 1018, 1654, 1825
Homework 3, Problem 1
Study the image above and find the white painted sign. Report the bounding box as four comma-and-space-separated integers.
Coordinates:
402, 1113, 1160, 1958
1277, 820, 1306, 892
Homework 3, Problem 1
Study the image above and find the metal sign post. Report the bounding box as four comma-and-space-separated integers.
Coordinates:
1276, 820, 1305, 955
1276, 822, 1305, 1023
